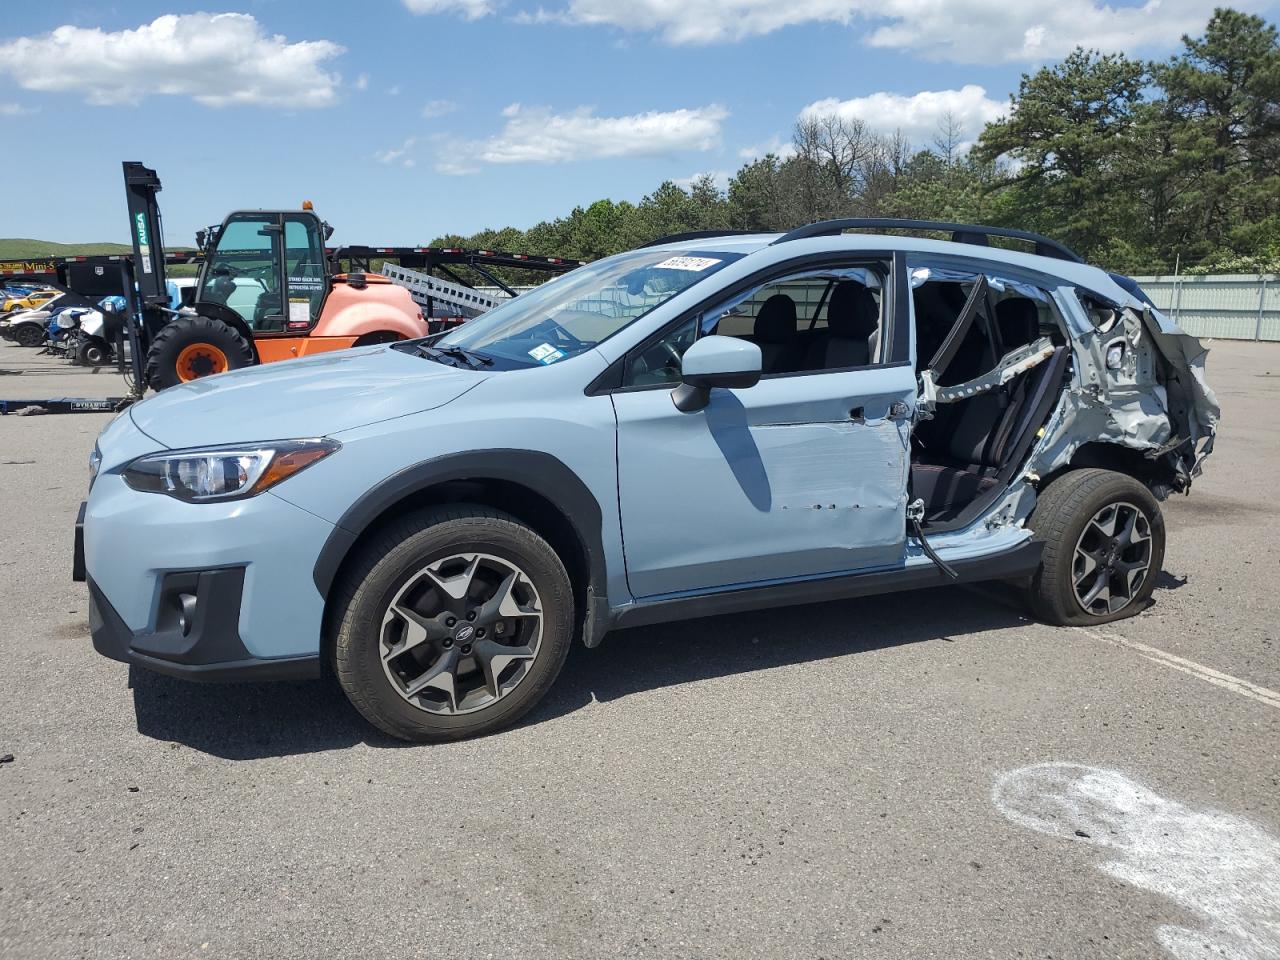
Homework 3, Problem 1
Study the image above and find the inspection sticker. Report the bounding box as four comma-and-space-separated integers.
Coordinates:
653, 256, 721, 271
528, 343, 565, 365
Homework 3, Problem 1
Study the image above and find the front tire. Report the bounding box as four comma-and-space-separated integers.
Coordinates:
145, 315, 253, 390
13, 324, 44, 348
1025, 468, 1166, 626
332, 505, 574, 742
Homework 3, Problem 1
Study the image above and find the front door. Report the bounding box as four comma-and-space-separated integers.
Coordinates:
611, 261, 915, 599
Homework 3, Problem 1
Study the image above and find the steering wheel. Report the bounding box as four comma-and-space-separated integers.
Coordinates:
532, 317, 586, 350
214, 262, 275, 288
659, 340, 683, 369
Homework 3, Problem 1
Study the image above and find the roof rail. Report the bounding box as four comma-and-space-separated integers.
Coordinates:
770, 218, 1084, 264
640, 229, 758, 248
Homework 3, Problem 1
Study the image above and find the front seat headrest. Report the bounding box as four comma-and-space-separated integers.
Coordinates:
996, 298, 1040, 348
827, 282, 879, 339
754, 294, 797, 343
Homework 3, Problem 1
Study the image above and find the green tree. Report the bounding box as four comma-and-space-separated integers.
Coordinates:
975, 49, 1148, 260
1150, 7, 1280, 262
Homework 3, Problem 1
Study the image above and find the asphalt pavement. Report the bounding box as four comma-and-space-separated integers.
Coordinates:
1, 340, 1277, 959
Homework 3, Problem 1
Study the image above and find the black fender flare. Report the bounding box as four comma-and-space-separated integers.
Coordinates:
311, 449, 611, 644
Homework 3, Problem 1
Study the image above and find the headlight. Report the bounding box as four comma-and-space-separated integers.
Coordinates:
122, 439, 339, 502
89, 444, 102, 482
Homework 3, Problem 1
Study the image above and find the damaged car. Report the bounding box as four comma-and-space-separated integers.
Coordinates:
76, 218, 1218, 742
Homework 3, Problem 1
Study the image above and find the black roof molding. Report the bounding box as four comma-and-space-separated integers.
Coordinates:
771, 218, 1085, 264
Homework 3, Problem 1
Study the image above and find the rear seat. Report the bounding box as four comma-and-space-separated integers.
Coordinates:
911, 300, 1067, 521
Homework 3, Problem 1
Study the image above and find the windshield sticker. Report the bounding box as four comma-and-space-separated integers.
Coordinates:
528, 343, 565, 365
653, 256, 721, 272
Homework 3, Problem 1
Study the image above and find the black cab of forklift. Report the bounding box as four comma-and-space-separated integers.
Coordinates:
190, 205, 334, 340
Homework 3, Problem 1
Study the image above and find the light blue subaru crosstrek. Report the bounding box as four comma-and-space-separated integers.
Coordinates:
76, 219, 1219, 741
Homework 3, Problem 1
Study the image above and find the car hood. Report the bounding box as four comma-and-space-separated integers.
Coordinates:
3, 308, 52, 324
128, 345, 486, 449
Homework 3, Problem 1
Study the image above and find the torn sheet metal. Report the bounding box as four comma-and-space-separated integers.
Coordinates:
1027, 291, 1220, 489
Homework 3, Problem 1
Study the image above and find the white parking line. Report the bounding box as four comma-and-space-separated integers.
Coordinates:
1082, 629, 1280, 710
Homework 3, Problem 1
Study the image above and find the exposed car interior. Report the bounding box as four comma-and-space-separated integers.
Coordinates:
626, 270, 884, 385
909, 279, 1071, 527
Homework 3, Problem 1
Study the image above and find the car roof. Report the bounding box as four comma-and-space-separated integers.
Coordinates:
646, 231, 1137, 309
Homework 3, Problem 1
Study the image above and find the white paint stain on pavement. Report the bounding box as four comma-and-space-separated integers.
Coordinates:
994, 763, 1280, 959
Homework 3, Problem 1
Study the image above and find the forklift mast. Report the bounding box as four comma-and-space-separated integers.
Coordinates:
122, 162, 170, 312
116, 161, 173, 396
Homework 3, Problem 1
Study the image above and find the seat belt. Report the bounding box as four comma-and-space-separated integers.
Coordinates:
907, 499, 959, 579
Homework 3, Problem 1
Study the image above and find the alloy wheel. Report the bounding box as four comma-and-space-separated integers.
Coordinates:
1071, 501, 1153, 616
379, 552, 543, 715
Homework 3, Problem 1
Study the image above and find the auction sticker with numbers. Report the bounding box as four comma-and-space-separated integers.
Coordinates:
652, 256, 721, 271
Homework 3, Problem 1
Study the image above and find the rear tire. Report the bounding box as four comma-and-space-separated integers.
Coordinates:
145, 315, 253, 390
1024, 468, 1165, 626
332, 505, 574, 742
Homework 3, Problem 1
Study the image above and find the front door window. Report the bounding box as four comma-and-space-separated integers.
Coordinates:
200, 215, 282, 331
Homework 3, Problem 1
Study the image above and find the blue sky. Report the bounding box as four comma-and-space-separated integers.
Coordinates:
1, 0, 1276, 249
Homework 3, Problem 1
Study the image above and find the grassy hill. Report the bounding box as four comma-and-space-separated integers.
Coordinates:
0, 238, 134, 259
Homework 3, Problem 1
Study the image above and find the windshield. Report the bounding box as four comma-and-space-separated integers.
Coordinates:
436, 248, 741, 367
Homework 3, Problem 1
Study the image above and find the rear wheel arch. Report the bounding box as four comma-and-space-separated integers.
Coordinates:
352, 331, 403, 347
314, 298, 425, 341
1040, 441, 1177, 497
315, 451, 608, 646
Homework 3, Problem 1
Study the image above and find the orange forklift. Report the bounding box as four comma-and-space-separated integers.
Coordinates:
124, 162, 426, 389
120, 162, 583, 390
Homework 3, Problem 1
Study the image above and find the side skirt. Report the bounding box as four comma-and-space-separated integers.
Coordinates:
610, 540, 1042, 631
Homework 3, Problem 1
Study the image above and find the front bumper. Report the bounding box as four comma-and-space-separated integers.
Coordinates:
79, 432, 339, 678
87, 571, 320, 682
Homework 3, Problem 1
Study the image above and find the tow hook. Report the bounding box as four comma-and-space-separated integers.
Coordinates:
908, 499, 959, 580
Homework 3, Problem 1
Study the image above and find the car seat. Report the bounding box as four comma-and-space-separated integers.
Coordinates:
804, 281, 878, 370
752, 294, 802, 374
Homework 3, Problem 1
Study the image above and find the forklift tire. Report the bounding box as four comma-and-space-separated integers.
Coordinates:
145, 315, 254, 391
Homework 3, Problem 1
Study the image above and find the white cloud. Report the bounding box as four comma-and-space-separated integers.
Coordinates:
422, 99, 460, 118
674, 170, 731, 190
0, 102, 37, 116
355, 73, 370, 90
521, 0, 1250, 61
862, 0, 1251, 63
0, 13, 343, 108
375, 137, 418, 166
738, 135, 797, 161
437, 102, 728, 173
801, 84, 1005, 149
403, 0, 497, 18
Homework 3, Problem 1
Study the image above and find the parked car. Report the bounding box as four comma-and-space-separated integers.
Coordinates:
1, 287, 59, 314
0, 297, 64, 347
71, 296, 129, 366
77, 220, 1219, 742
